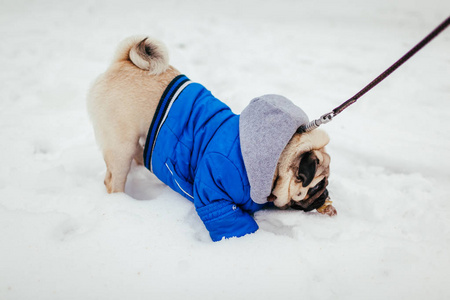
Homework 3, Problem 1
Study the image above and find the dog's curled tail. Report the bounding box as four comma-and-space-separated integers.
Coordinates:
113, 36, 169, 75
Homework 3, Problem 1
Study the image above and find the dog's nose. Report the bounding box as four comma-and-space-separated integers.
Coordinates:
267, 194, 277, 202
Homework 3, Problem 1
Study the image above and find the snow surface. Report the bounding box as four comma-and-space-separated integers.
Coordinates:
1, 0, 450, 299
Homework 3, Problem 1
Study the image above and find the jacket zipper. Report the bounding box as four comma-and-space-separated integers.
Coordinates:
165, 163, 194, 200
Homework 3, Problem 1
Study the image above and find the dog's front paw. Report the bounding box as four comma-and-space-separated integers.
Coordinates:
317, 199, 337, 216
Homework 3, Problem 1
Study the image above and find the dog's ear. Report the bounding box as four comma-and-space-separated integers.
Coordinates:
297, 151, 317, 187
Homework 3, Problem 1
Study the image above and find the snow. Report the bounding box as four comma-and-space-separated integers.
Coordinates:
1, 0, 450, 299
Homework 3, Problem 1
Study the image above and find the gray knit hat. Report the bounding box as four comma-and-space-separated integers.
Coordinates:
239, 95, 309, 204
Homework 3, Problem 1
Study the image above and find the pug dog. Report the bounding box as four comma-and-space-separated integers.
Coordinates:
271, 130, 336, 216
87, 36, 336, 241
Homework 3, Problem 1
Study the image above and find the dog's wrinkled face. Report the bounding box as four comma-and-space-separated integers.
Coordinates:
268, 129, 336, 216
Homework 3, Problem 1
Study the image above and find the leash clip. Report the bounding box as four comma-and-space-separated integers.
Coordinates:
318, 111, 335, 125
297, 111, 335, 133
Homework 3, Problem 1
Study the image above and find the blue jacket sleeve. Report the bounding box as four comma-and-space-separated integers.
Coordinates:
194, 153, 259, 242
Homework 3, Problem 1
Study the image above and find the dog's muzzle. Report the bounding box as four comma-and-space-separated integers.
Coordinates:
290, 177, 328, 212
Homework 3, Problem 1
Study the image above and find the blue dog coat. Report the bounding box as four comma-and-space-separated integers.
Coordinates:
144, 75, 309, 241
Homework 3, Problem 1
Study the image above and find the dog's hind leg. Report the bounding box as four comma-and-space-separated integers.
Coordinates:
102, 136, 141, 194
133, 145, 144, 166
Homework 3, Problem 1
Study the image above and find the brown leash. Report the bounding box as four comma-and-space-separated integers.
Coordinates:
298, 16, 450, 133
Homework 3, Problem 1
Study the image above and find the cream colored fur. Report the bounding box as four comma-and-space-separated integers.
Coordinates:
87, 36, 180, 193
